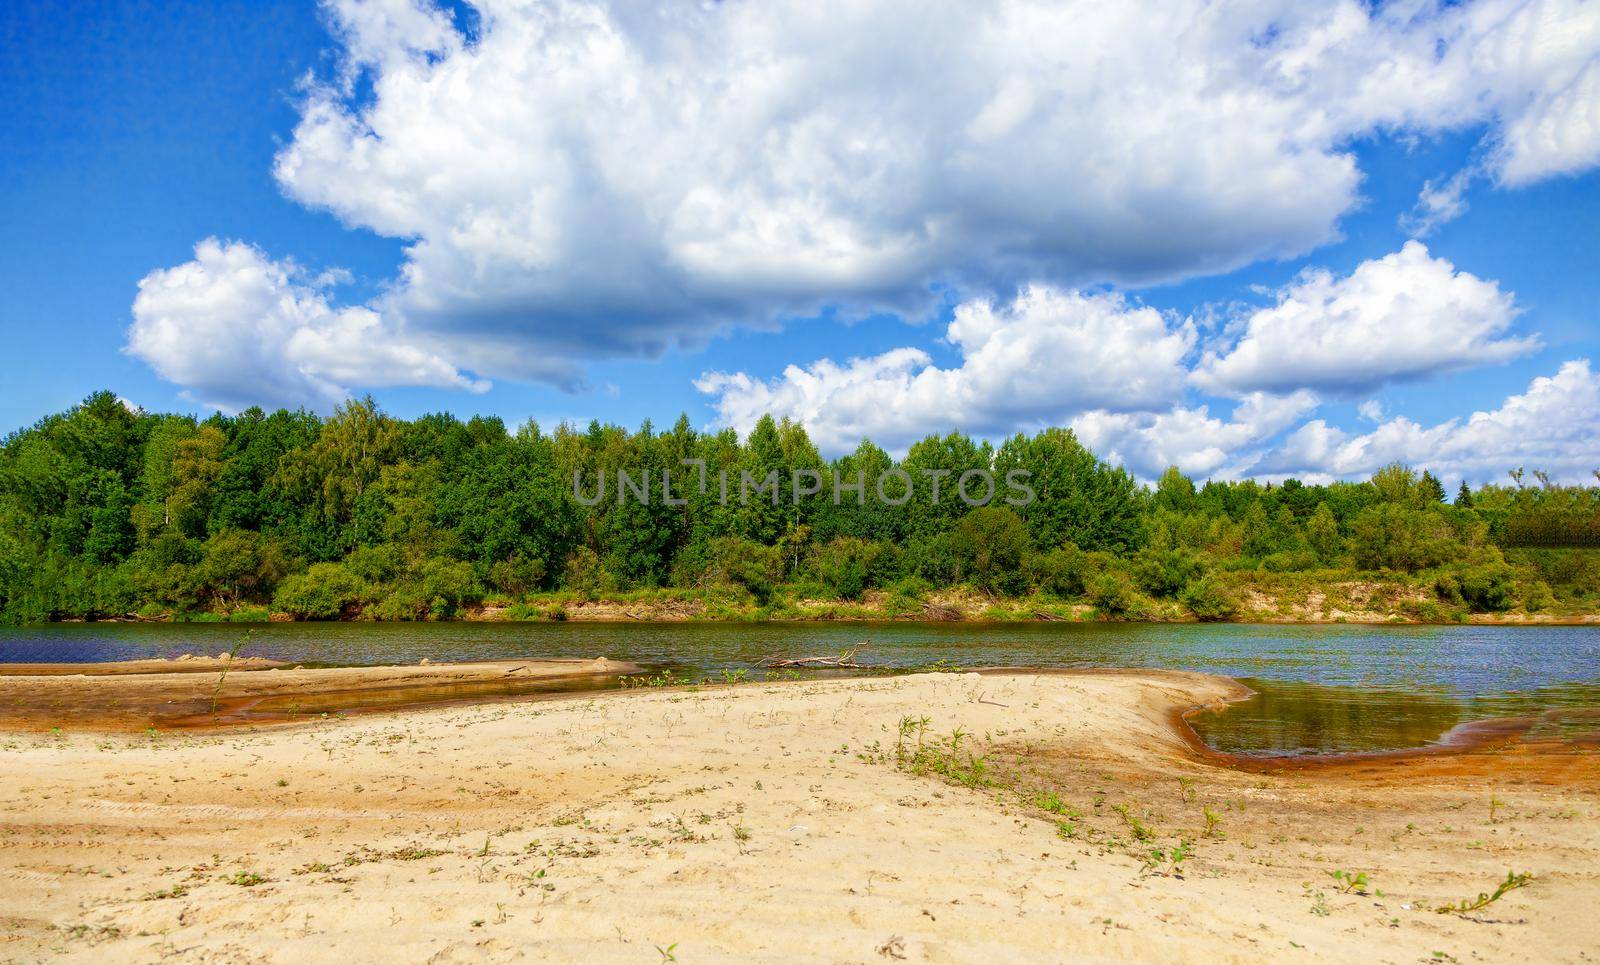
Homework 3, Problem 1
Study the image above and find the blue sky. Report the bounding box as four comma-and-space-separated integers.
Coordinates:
2, 0, 1598, 484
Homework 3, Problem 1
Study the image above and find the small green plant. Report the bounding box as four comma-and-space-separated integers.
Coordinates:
1202, 807, 1224, 838
210, 628, 254, 719
656, 943, 679, 962
1328, 869, 1370, 895
1111, 803, 1154, 841
1141, 840, 1192, 877
225, 872, 268, 887
1032, 791, 1078, 817
1308, 891, 1330, 916
1436, 871, 1532, 915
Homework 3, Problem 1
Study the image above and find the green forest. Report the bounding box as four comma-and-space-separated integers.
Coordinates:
1, 391, 1597, 625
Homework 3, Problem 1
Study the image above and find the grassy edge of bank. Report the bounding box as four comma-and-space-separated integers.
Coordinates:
47, 571, 1600, 627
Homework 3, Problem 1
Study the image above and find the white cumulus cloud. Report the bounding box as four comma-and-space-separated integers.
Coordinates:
127, 238, 487, 411
1258, 359, 1600, 484
1196, 242, 1538, 396
695, 286, 1195, 455
1070, 391, 1321, 481
127, 0, 1600, 405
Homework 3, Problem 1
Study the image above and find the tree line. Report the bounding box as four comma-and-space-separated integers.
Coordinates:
1, 391, 1596, 624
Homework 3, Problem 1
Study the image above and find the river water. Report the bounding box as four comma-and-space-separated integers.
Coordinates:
3, 621, 1597, 756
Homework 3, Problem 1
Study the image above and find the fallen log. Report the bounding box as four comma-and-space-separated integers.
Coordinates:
757, 648, 871, 669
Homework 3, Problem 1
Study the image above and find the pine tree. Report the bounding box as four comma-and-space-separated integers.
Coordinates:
1418, 470, 1447, 503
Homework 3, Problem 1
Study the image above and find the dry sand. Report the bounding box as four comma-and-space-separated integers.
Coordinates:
0, 668, 1596, 962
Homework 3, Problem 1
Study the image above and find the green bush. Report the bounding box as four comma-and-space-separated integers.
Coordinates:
809, 537, 888, 601
272, 562, 365, 620
949, 507, 1031, 595
1087, 572, 1140, 618
1350, 504, 1464, 573
1261, 549, 1319, 573
1026, 545, 1089, 598
369, 558, 478, 620
1180, 576, 1237, 621
489, 553, 547, 596
1434, 560, 1515, 612
1521, 580, 1555, 612
1131, 548, 1204, 597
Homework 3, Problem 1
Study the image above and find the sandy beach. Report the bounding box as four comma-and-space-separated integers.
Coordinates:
0, 667, 1596, 962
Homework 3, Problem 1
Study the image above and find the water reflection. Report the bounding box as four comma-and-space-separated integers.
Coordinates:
4, 621, 1598, 755
1189, 678, 1600, 756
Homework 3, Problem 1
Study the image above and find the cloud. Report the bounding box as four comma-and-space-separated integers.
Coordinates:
126, 0, 1600, 406
1487, 19, 1600, 186
1401, 168, 1476, 237
1196, 242, 1537, 396
127, 238, 488, 411
695, 286, 1195, 454
1258, 359, 1600, 485
1069, 391, 1321, 481
270, 1, 1600, 380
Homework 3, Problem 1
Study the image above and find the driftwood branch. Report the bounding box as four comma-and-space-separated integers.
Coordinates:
757, 648, 871, 669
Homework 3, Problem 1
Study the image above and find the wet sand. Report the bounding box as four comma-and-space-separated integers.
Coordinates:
0, 668, 1595, 962
0, 657, 642, 731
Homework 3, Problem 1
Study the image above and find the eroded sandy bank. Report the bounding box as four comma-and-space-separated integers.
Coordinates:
0, 658, 641, 731
0, 669, 1595, 962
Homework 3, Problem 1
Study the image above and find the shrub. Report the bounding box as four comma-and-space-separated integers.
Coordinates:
489, 553, 547, 596
1180, 576, 1237, 621
1087, 572, 1141, 617
809, 538, 887, 601
690, 537, 783, 604
273, 563, 365, 620
1131, 548, 1204, 597
1435, 560, 1515, 612
949, 507, 1031, 595
1261, 549, 1319, 573
369, 558, 479, 620
1350, 505, 1463, 572
1521, 580, 1555, 612
560, 546, 611, 596
1026, 545, 1089, 598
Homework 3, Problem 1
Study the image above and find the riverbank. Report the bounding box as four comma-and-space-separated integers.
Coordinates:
42, 580, 1600, 627
0, 669, 1594, 961
0, 657, 641, 731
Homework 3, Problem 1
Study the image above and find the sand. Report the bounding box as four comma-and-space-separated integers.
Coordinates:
0, 668, 1595, 962
0, 658, 642, 730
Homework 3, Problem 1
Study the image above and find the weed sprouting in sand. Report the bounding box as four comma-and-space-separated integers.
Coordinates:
1111, 803, 1154, 842
1142, 840, 1192, 877
1327, 869, 1370, 895
210, 628, 254, 719
1436, 871, 1532, 915
893, 719, 990, 789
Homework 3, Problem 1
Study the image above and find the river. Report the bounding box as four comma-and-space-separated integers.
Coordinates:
3, 620, 1598, 756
